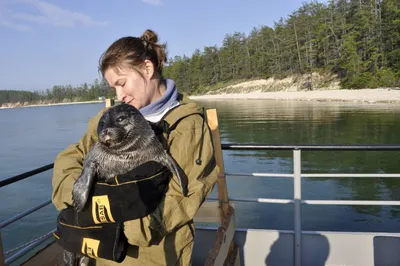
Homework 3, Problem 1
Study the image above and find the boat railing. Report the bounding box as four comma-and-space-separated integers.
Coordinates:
1, 145, 400, 265
209, 144, 400, 266
0, 164, 56, 266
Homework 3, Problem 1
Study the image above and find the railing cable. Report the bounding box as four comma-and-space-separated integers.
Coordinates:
4, 229, 56, 265
4, 230, 55, 256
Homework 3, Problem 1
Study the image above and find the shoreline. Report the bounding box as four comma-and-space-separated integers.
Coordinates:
0, 100, 104, 110
188, 88, 400, 104
3, 88, 400, 109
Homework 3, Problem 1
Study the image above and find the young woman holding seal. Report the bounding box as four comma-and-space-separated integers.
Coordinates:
51, 29, 219, 265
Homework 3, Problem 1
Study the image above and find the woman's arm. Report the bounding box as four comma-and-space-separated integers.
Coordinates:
122, 113, 219, 247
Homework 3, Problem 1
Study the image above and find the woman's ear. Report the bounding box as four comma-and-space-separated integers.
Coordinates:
144, 59, 155, 79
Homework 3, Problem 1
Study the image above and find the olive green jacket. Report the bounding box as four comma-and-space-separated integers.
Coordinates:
51, 100, 219, 265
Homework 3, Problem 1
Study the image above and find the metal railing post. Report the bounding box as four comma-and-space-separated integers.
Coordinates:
0, 231, 5, 266
293, 149, 302, 266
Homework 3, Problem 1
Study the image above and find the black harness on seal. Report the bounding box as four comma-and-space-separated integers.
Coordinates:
54, 103, 207, 263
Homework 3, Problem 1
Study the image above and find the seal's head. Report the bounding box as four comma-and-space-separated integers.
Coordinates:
97, 103, 149, 148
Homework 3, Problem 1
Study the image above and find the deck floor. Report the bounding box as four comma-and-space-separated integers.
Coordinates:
21, 242, 64, 266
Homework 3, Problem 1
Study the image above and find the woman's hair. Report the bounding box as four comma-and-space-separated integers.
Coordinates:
99, 29, 167, 79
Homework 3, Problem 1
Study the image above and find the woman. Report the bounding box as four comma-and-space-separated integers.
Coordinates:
51, 29, 219, 265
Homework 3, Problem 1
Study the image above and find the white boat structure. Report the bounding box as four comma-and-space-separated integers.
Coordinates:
1, 99, 400, 266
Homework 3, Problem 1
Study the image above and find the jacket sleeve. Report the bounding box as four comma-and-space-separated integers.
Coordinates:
123, 113, 219, 247
51, 108, 106, 211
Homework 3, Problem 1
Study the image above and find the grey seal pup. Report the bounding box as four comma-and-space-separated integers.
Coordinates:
72, 102, 188, 210
63, 103, 188, 266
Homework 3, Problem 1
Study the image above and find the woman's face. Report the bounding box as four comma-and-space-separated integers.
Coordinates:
104, 61, 156, 109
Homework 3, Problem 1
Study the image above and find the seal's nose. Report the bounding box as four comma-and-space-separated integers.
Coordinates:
103, 134, 111, 145
99, 129, 112, 146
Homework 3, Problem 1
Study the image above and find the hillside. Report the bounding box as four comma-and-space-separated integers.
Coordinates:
202, 72, 341, 95
164, 0, 400, 95
189, 73, 400, 104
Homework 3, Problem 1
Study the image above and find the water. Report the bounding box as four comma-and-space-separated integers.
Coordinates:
1, 100, 400, 258
0, 103, 105, 258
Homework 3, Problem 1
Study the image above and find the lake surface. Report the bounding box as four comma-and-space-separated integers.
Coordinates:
1, 99, 400, 257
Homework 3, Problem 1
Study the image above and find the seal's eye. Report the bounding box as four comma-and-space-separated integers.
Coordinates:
116, 115, 126, 123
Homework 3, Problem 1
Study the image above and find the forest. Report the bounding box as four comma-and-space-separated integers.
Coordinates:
1, 0, 399, 105
0, 79, 113, 106
164, 0, 400, 94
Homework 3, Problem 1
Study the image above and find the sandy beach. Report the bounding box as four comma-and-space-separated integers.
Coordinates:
188, 88, 400, 104
2, 88, 400, 109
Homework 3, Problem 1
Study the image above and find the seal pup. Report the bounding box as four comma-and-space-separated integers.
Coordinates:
72, 103, 188, 211
63, 103, 188, 266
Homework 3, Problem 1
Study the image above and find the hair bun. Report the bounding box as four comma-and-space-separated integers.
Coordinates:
141, 29, 158, 44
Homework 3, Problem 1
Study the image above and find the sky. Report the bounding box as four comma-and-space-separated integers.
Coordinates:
0, 0, 327, 91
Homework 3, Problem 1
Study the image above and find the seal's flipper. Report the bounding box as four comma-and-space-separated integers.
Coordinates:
78, 255, 92, 266
163, 154, 188, 196
63, 250, 91, 266
63, 250, 76, 266
72, 161, 97, 212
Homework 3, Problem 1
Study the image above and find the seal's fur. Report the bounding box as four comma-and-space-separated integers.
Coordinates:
63, 103, 188, 266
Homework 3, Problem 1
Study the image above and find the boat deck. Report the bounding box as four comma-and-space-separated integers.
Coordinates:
18, 226, 400, 266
